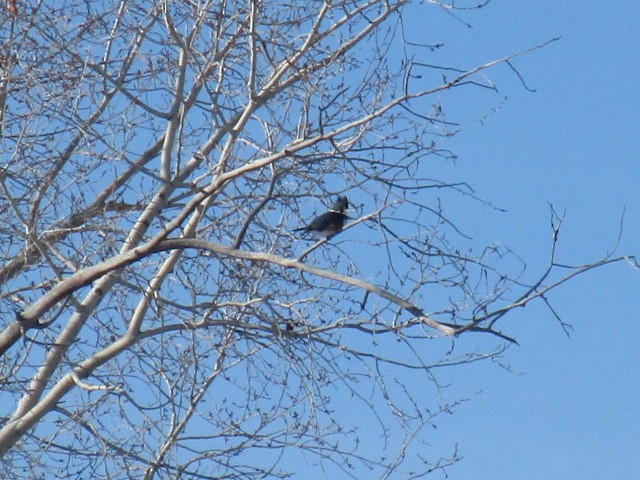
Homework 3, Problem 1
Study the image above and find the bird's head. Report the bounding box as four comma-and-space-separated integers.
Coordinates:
331, 196, 349, 213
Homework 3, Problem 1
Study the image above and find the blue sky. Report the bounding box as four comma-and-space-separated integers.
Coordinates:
3, 2, 636, 477
400, 2, 640, 479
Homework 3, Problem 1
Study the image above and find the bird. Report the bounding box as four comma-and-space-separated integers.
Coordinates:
294, 196, 349, 239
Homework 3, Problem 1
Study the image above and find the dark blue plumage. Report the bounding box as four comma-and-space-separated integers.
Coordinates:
294, 196, 349, 238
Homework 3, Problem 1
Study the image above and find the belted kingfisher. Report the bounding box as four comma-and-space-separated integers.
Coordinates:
294, 196, 349, 239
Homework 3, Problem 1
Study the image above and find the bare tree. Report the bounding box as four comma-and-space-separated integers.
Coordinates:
0, 0, 633, 478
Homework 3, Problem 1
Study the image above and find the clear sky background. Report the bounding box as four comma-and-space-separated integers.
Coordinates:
4, 2, 636, 478
389, 2, 640, 479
